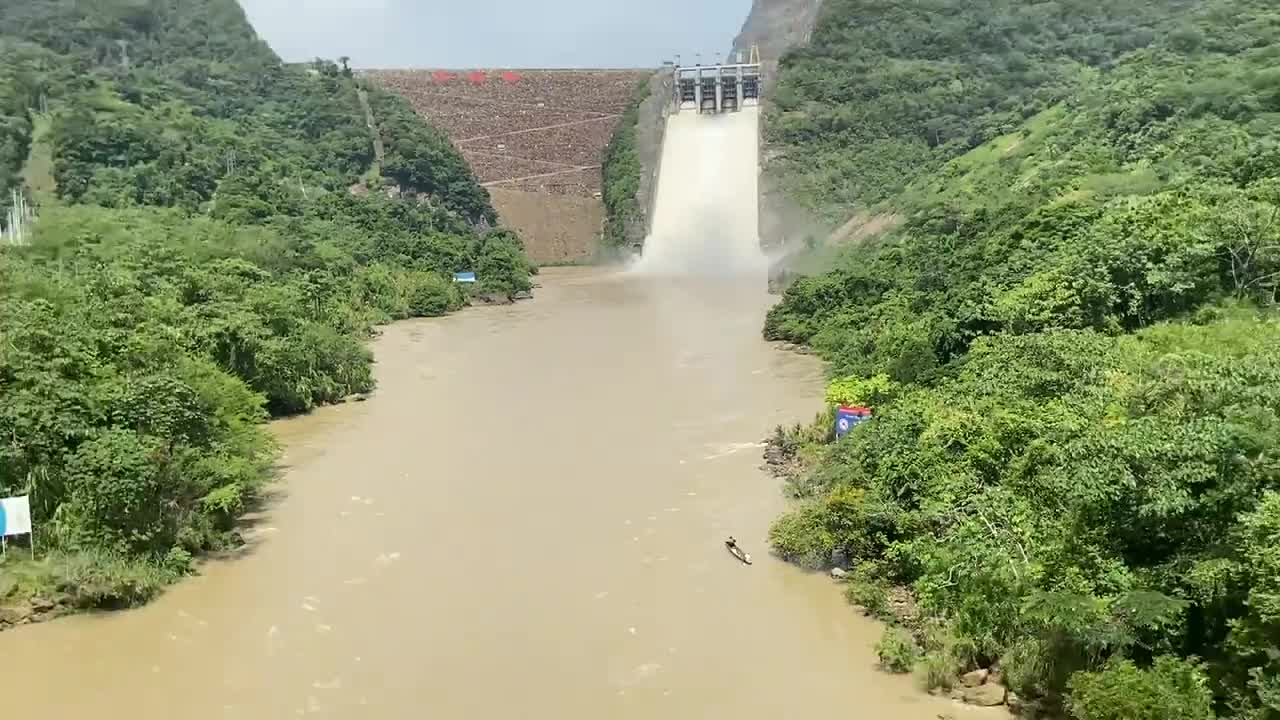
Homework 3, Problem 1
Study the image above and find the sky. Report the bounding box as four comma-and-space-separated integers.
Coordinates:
238, 0, 754, 69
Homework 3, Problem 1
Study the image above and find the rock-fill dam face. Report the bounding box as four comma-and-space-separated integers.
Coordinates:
366, 69, 651, 264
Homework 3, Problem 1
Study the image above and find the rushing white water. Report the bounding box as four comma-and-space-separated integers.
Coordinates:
629, 107, 769, 277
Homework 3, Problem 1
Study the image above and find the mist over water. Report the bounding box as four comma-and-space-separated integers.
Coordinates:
629, 108, 769, 277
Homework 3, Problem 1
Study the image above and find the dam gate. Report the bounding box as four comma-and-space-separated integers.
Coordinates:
672, 46, 762, 114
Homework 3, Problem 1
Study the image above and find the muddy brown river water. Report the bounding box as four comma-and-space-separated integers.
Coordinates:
3, 268, 996, 719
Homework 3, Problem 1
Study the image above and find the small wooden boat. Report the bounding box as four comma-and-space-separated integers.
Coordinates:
726, 540, 752, 565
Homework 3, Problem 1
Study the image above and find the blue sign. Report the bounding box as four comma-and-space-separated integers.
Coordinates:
453, 272, 477, 283
835, 406, 872, 439
0, 503, 6, 536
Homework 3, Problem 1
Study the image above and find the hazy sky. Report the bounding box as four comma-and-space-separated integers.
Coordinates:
238, 0, 753, 69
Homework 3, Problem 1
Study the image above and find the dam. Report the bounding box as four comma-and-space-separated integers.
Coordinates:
365, 68, 651, 265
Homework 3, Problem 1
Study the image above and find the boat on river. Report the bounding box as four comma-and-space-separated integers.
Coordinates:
726, 540, 752, 565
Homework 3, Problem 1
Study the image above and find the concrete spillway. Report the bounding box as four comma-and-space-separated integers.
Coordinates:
629, 106, 767, 277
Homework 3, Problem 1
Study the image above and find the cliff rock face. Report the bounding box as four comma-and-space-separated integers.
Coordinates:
731, 0, 825, 83
732, 0, 826, 271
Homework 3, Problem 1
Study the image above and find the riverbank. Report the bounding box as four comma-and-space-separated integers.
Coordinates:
0, 552, 178, 631
761, 413, 1020, 714
0, 285, 533, 635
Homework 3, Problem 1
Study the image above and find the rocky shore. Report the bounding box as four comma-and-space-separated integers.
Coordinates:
0, 593, 73, 632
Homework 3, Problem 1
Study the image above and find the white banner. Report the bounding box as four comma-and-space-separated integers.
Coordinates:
0, 495, 32, 537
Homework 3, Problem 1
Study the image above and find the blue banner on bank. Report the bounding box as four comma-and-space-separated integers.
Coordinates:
835, 406, 872, 439
453, 272, 476, 283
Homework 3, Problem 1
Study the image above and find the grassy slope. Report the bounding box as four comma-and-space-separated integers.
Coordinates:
19, 114, 54, 202
600, 77, 653, 251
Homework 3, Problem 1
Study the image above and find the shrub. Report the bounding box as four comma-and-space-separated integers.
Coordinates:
162, 546, 194, 575
51, 550, 179, 609
1066, 657, 1215, 720
844, 563, 893, 620
916, 651, 959, 692
877, 627, 920, 674
403, 270, 461, 317
824, 373, 900, 408
915, 623, 968, 691
769, 504, 834, 570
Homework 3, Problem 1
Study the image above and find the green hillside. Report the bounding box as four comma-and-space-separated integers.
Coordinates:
0, 0, 531, 613
762, 1, 1280, 717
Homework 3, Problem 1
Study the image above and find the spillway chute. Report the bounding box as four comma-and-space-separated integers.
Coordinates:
628, 106, 765, 278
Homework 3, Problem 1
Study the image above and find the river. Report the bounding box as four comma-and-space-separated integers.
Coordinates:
3, 267, 995, 719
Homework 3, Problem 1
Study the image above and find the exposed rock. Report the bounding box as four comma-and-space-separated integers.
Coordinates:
0, 603, 33, 627
987, 668, 1004, 688
772, 339, 815, 355
830, 548, 850, 568
961, 668, 989, 688
512, 290, 534, 301
30, 596, 55, 613
343, 393, 369, 403
962, 682, 1007, 707
829, 567, 848, 580
887, 585, 922, 628
827, 211, 904, 247
948, 689, 965, 702
1007, 692, 1023, 712
761, 433, 804, 481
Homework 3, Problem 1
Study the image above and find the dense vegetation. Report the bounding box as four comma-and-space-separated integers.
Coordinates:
763, 1, 1280, 717
0, 0, 531, 612
600, 78, 651, 248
